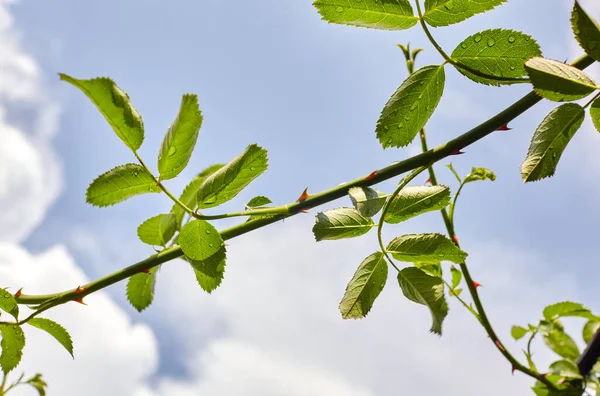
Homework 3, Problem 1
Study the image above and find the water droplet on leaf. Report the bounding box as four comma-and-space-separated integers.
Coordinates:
474, 34, 482, 43
336, 6, 344, 12
487, 38, 496, 47
460, 43, 468, 49
168, 146, 177, 157
508, 36, 516, 44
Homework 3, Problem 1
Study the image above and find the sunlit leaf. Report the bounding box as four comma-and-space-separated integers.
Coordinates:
385, 185, 450, 224
525, 57, 598, 102
450, 266, 462, 289
583, 320, 600, 344
126, 267, 158, 312
549, 360, 582, 379
0, 289, 18, 320
313, 208, 374, 241
543, 327, 580, 360
543, 301, 593, 321
0, 324, 25, 374
424, 0, 507, 27
86, 164, 160, 207
187, 248, 226, 294
27, 318, 73, 358
591, 98, 600, 134
180, 220, 224, 261
246, 196, 272, 208
313, 0, 418, 30
137, 214, 177, 246
339, 252, 388, 319
386, 233, 468, 264
571, 1, 600, 62
25, 373, 47, 396
463, 167, 496, 184
348, 187, 387, 217
511, 325, 528, 340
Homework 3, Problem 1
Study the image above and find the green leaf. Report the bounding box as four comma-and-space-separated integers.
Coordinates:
172, 164, 224, 228
339, 252, 388, 319
583, 320, 600, 344
532, 377, 583, 396
549, 360, 582, 379
385, 185, 451, 224
543, 301, 592, 321
246, 196, 272, 208
312, 208, 374, 241
137, 214, 177, 246
452, 287, 463, 297
197, 144, 268, 209
0, 289, 18, 320
415, 262, 442, 278
543, 327, 580, 360
86, 164, 160, 207
525, 57, 598, 102
187, 247, 227, 294
376, 65, 445, 148
520, 104, 585, 183
450, 266, 462, 288
59, 74, 143, 151
0, 324, 25, 374
313, 0, 418, 30
386, 233, 468, 264
451, 29, 541, 85
180, 220, 224, 261
424, 0, 507, 27
397, 267, 448, 335
126, 267, 158, 312
25, 373, 47, 396
591, 98, 600, 133
511, 325, 528, 340
348, 187, 388, 218
157, 94, 203, 180
571, 1, 600, 62
27, 318, 74, 358
463, 167, 496, 184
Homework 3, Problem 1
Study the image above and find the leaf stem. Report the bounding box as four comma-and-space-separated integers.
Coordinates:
583, 91, 600, 109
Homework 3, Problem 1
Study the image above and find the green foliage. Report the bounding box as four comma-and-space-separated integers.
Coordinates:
583, 319, 600, 343
180, 220, 224, 261
386, 233, 468, 264
591, 98, 600, 133
25, 373, 48, 396
548, 360, 582, 379
415, 262, 442, 278
463, 167, 496, 184
376, 65, 445, 148
0, 325, 25, 374
196, 144, 268, 208
543, 301, 593, 321
157, 94, 203, 180
126, 267, 158, 312
385, 185, 450, 224
313, 0, 418, 30
542, 325, 580, 360
188, 249, 226, 294
86, 164, 161, 207
532, 376, 583, 396
451, 29, 541, 85
312, 208, 374, 241
137, 214, 177, 246
450, 266, 462, 288
511, 325, 528, 340
571, 1, 600, 62
0, 289, 18, 320
520, 104, 584, 182
423, 0, 507, 27
27, 318, 73, 358
339, 252, 388, 319
348, 187, 387, 217
397, 267, 448, 335
172, 164, 224, 228
246, 196, 272, 208
59, 74, 144, 151
525, 57, 598, 102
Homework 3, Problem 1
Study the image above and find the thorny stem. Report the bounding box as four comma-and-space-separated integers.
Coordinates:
8, 56, 596, 385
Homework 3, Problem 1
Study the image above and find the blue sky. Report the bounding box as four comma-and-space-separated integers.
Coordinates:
2, 0, 600, 394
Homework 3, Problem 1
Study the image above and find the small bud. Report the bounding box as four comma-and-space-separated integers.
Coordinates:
365, 170, 378, 181
452, 235, 459, 244
296, 188, 310, 202
494, 340, 505, 351
449, 149, 465, 156
472, 280, 482, 289
14, 288, 23, 298
497, 124, 512, 131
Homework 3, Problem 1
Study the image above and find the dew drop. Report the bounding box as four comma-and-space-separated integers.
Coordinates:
3, 294, 9, 298
589, 42, 598, 50
250, 167, 256, 171
460, 43, 468, 49
410, 102, 419, 111
387, 138, 393, 145
510, 66, 516, 71
438, 253, 446, 258
508, 36, 516, 44
336, 6, 344, 12
209, 243, 214, 248
487, 38, 496, 47
205, 229, 211, 234
404, 116, 410, 121
168, 146, 177, 157
148, 187, 154, 192
474, 34, 482, 43
424, 198, 432, 205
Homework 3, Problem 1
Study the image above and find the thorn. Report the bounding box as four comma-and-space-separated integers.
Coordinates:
296, 188, 310, 202
425, 178, 432, 185
563, 59, 568, 64
449, 149, 465, 156
494, 340, 505, 351
540, 372, 548, 377
300, 209, 310, 214
512, 366, 516, 375
74, 285, 86, 294
452, 235, 459, 244
472, 280, 482, 289
14, 288, 23, 298
140, 268, 151, 274
365, 170, 378, 181
74, 297, 87, 305
497, 124, 512, 131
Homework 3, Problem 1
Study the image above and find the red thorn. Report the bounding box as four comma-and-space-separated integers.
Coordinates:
540, 372, 548, 377
296, 188, 310, 202
496, 124, 512, 131
365, 170, 378, 181
74, 286, 86, 294
300, 209, 309, 214
14, 288, 23, 298
511, 366, 516, 375
425, 178, 432, 185
563, 59, 568, 64
74, 297, 86, 305
452, 235, 459, 244
472, 280, 482, 289
140, 268, 151, 274
494, 340, 505, 351
450, 149, 465, 156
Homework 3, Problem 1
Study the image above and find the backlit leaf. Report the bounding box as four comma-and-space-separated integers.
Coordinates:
27, 318, 73, 358
511, 325, 528, 340
246, 196, 272, 208
187, 247, 226, 294
583, 320, 600, 344
543, 327, 580, 360
549, 360, 582, 379
525, 57, 598, 102
376, 65, 445, 148
59, 74, 144, 151
386, 233, 468, 264
339, 252, 388, 319
543, 301, 593, 321
126, 267, 158, 312
571, 1, 600, 62
348, 187, 387, 217
313, 0, 418, 30
397, 267, 448, 335
86, 164, 160, 207
312, 208, 374, 241
451, 29, 541, 85
0, 288, 18, 320
0, 324, 25, 374
180, 220, 224, 261
385, 185, 450, 224
463, 167, 496, 184
197, 144, 268, 209
424, 0, 507, 27
591, 98, 600, 133
25, 373, 47, 396
137, 214, 177, 246
450, 266, 462, 288
521, 104, 584, 183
